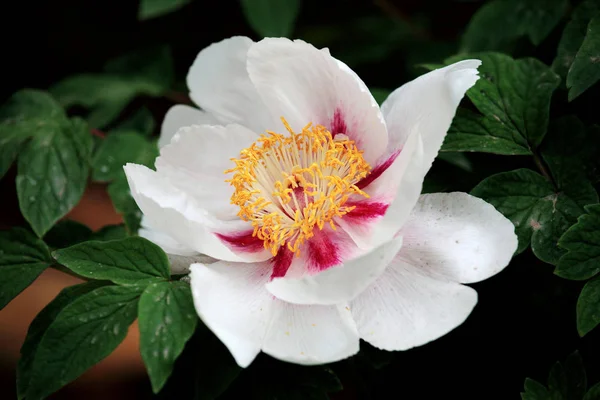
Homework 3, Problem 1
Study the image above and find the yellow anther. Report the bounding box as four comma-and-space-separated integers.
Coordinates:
225, 117, 371, 256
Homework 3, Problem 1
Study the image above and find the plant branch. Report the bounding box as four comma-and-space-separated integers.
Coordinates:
533, 151, 559, 191
51, 264, 89, 281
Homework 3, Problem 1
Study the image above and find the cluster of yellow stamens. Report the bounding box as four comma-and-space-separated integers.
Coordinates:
225, 118, 371, 257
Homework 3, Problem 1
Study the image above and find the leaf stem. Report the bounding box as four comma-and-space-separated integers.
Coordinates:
533, 151, 558, 191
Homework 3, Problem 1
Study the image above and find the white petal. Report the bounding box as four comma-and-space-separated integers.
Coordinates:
138, 216, 215, 274
124, 163, 269, 263
189, 261, 272, 367
186, 36, 274, 133
189, 261, 359, 367
155, 123, 258, 220
398, 192, 518, 284
266, 236, 403, 305
348, 260, 477, 351
379, 59, 481, 163
262, 302, 359, 365
159, 104, 220, 148
247, 38, 388, 165
364, 60, 481, 248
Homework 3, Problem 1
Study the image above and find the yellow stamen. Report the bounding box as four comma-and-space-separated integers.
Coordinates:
226, 117, 371, 257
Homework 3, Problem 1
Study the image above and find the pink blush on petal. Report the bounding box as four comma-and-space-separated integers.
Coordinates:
345, 201, 389, 222
306, 228, 341, 273
356, 150, 400, 190
216, 230, 265, 253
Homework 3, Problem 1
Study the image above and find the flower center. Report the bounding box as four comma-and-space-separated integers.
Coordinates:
225, 118, 371, 257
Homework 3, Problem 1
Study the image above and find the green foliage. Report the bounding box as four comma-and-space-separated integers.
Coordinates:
240, 0, 301, 38
567, 16, 600, 100
138, 0, 192, 20
576, 276, 600, 336
50, 46, 173, 129
0, 228, 53, 310
90, 111, 159, 234
461, 0, 567, 52
138, 281, 197, 393
53, 237, 171, 285
16, 281, 107, 399
521, 351, 596, 400
0, 90, 93, 237
24, 284, 143, 400
553, 0, 600, 80
555, 204, 600, 280
444, 52, 560, 152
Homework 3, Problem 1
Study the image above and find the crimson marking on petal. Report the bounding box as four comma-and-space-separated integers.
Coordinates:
346, 201, 389, 221
330, 108, 348, 136
356, 150, 400, 190
216, 231, 264, 253
306, 229, 341, 273
271, 248, 294, 279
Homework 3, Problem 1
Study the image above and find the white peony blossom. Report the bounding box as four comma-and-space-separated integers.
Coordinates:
124, 36, 518, 368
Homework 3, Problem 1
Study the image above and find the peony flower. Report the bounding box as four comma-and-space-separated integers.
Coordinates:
124, 36, 518, 367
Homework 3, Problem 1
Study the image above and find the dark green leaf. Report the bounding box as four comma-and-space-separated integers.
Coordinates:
91, 224, 128, 241
436, 152, 473, 172
567, 16, 600, 100
16, 281, 106, 399
461, 0, 567, 52
51, 46, 173, 129
113, 107, 155, 136
44, 220, 93, 249
25, 285, 143, 400
139, 281, 198, 393
446, 53, 559, 152
521, 351, 586, 400
17, 117, 93, 237
369, 87, 391, 105
555, 204, 600, 280
108, 173, 143, 234
471, 169, 597, 264
240, 0, 301, 38
577, 275, 600, 336
444, 108, 532, 155
92, 132, 157, 182
521, 378, 554, 400
0, 90, 68, 179
53, 237, 170, 285
584, 382, 600, 400
552, 0, 600, 79
138, 0, 191, 20
0, 228, 52, 310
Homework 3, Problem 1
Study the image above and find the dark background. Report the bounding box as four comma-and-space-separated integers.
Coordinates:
1, 0, 599, 399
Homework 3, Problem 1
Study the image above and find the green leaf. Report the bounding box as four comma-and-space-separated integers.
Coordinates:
138, 0, 191, 20
0, 89, 68, 179
436, 152, 473, 172
446, 53, 560, 152
51, 46, 173, 129
108, 173, 144, 234
113, 107, 155, 136
53, 237, 170, 285
91, 224, 128, 241
25, 284, 143, 400
552, 0, 600, 79
17, 117, 93, 237
577, 275, 600, 336
139, 281, 198, 393
521, 378, 554, 400
521, 351, 587, 400
555, 204, 600, 280
369, 87, 391, 105
0, 228, 52, 310
240, 0, 301, 38
461, 0, 567, 52
44, 220, 93, 249
471, 169, 597, 264
16, 281, 106, 399
584, 382, 600, 400
567, 16, 600, 101
443, 108, 532, 155
92, 132, 157, 182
